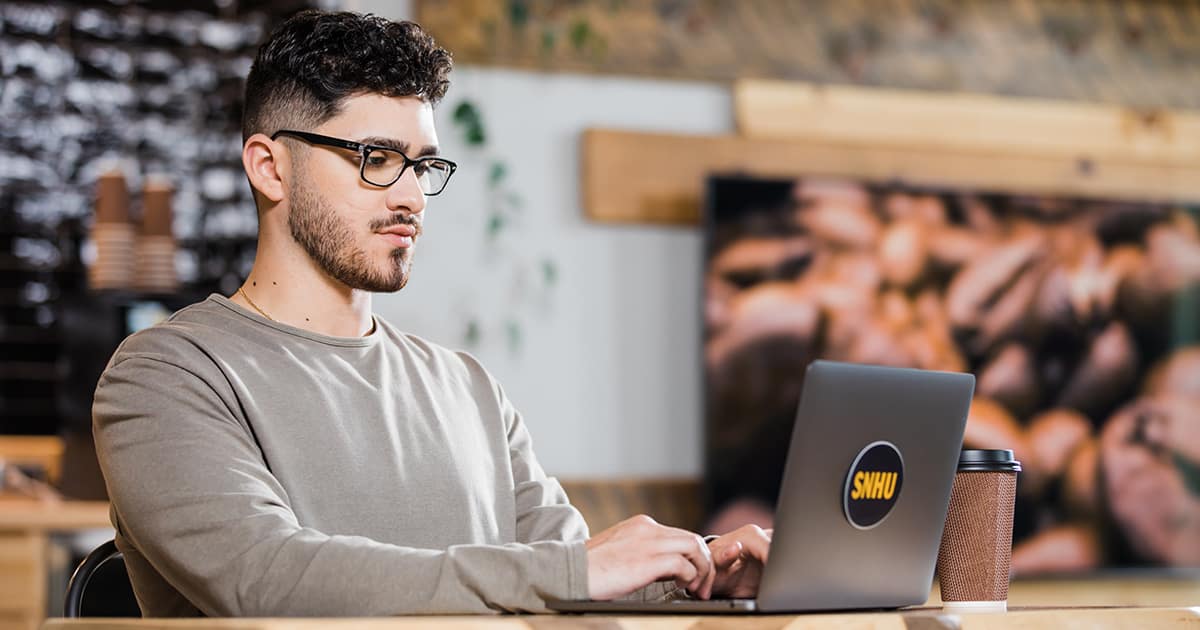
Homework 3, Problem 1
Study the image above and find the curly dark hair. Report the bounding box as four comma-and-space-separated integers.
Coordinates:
242, 10, 452, 141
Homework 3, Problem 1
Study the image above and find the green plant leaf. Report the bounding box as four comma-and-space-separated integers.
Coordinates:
464, 319, 481, 346
506, 319, 522, 354
540, 28, 556, 56
481, 19, 497, 47
487, 213, 507, 239
489, 162, 507, 187
570, 19, 591, 52
591, 32, 609, 60
505, 191, 524, 209
508, 0, 529, 28
453, 101, 479, 125
466, 125, 486, 146
453, 101, 487, 146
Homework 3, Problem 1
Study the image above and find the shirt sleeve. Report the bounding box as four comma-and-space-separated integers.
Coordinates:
94, 349, 589, 616
496, 379, 680, 603
503, 398, 591, 545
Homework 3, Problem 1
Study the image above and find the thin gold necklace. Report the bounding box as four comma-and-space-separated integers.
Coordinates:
237, 286, 275, 322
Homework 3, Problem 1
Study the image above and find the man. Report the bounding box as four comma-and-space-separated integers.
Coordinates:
93, 10, 769, 616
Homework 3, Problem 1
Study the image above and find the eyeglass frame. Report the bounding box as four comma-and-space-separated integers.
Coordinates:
269, 129, 458, 195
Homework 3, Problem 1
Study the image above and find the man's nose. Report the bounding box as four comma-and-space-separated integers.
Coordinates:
386, 168, 426, 214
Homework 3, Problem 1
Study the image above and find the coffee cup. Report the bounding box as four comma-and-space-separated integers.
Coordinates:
936, 448, 1021, 613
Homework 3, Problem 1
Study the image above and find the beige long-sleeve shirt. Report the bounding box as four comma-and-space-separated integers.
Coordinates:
92, 295, 593, 616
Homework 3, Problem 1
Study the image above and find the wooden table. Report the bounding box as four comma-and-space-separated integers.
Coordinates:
945, 574, 1200, 608
0, 500, 112, 630
37, 607, 1200, 630
22, 510, 1199, 630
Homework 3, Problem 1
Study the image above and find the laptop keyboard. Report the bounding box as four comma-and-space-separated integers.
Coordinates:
656, 588, 750, 607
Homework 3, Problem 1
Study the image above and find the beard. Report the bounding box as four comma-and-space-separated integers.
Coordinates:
287, 177, 417, 293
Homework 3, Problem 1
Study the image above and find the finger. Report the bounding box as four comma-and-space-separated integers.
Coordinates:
686, 533, 715, 595
714, 540, 744, 566
654, 528, 714, 585
687, 556, 708, 595
676, 534, 713, 596
729, 526, 771, 563
709, 540, 744, 597
700, 546, 718, 599
638, 526, 714, 596
659, 554, 697, 588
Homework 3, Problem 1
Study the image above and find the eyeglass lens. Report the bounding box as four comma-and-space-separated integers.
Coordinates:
363, 148, 452, 194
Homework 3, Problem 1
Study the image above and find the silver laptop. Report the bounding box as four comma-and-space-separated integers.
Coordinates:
549, 360, 974, 613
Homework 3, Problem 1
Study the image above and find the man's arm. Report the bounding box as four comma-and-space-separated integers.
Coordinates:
95, 353, 588, 616
503, 393, 589, 544
490, 371, 715, 601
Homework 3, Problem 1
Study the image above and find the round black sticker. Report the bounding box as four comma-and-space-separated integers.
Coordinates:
843, 441, 905, 530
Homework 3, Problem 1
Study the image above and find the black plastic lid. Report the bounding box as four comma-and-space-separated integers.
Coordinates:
958, 449, 1021, 472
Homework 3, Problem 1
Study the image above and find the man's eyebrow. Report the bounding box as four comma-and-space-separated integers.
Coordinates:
359, 136, 440, 158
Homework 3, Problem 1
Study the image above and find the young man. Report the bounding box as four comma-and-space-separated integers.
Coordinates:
93, 10, 769, 617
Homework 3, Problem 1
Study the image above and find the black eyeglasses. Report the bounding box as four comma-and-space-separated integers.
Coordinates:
270, 129, 457, 196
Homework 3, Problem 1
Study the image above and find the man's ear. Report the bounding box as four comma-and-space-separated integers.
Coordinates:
242, 133, 288, 204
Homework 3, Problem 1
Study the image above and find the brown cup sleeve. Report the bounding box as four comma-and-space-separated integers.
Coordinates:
937, 470, 1018, 602
95, 172, 130, 224
141, 182, 174, 237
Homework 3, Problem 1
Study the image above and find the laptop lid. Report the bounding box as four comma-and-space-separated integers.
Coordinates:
756, 360, 973, 612
546, 360, 973, 615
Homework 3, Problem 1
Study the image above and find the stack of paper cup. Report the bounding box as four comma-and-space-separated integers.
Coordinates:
89, 171, 136, 291
135, 177, 179, 293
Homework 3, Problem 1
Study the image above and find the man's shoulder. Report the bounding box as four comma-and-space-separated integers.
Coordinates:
108, 297, 236, 370
376, 320, 496, 386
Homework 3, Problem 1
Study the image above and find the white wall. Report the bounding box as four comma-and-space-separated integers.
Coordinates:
380, 69, 729, 479
344, 1, 731, 479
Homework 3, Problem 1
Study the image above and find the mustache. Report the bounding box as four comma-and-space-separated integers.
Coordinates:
371, 215, 423, 236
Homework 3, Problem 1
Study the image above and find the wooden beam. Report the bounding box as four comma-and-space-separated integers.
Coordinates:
734, 79, 1200, 164
582, 128, 1200, 226
417, 1, 1200, 110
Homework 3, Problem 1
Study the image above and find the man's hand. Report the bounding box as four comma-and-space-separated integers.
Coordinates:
707, 525, 772, 598
585, 515, 715, 600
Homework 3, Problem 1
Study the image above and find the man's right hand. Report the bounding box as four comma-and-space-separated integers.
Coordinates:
585, 514, 715, 600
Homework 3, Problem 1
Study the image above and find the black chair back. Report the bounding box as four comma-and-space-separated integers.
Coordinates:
64, 539, 141, 617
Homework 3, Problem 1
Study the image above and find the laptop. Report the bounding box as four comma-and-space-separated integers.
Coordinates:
549, 360, 974, 613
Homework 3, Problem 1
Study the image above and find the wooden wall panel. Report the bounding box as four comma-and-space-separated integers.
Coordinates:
734, 80, 1200, 164
582, 128, 1200, 225
559, 479, 702, 533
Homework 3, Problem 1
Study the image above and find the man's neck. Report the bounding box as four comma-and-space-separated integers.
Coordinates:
233, 243, 375, 338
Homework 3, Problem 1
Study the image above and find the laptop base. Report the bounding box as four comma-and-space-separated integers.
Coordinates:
547, 598, 758, 614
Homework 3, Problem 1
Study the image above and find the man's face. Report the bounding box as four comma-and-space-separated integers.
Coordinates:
286, 94, 439, 292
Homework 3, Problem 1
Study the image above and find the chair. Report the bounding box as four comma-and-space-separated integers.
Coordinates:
64, 539, 141, 617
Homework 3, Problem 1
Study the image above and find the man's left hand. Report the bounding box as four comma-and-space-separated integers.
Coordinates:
705, 525, 772, 598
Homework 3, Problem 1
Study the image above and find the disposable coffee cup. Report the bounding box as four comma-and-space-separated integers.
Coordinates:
95, 171, 130, 224
141, 178, 174, 237
936, 449, 1020, 613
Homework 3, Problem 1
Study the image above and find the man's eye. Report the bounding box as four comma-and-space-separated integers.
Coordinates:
412, 163, 429, 176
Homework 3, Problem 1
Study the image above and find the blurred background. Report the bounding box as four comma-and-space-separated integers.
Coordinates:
1, 0, 1198, 626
